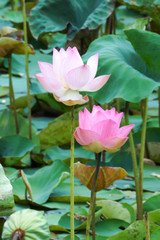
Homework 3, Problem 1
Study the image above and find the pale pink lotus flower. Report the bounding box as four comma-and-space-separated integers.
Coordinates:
75, 106, 135, 153
35, 47, 110, 106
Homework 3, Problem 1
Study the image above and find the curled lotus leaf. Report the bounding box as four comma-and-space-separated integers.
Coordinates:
0, 37, 35, 57
0, 26, 18, 37
74, 162, 127, 192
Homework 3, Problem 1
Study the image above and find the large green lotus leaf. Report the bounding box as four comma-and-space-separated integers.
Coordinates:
0, 86, 9, 97
13, 160, 70, 204
40, 33, 67, 54
83, 35, 159, 104
5, 50, 52, 76
74, 162, 127, 191
95, 219, 129, 237
0, 136, 34, 158
143, 178, 160, 192
143, 194, 160, 212
107, 219, 158, 240
0, 37, 35, 57
148, 209, 160, 227
125, 29, 160, 80
39, 107, 82, 150
49, 182, 125, 202
128, 164, 160, 179
118, 0, 158, 7
43, 146, 94, 162
29, 0, 114, 40
96, 200, 132, 223
59, 207, 102, 231
118, 0, 160, 27
115, 5, 146, 36
45, 210, 68, 232
13, 180, 124, 204
151, 229, 160, 240
2, 10, 24, 23
0, 164, 14, 216
0, 109, 40, 152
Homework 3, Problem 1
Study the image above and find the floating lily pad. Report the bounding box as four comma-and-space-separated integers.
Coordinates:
48, 182, 125, 202
13, 160, 70, 204
96, 200, 133, 223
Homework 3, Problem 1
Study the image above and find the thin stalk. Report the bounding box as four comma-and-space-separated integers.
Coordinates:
112, 9, 116, 35
116, 98, 120, 112
145, 212, 150, 240
92, 191, 96, 240
139, 98, 148, 219
22, 0, 32, 140
86, 153, 101, 240
8, 56, 19, 134
108, 102, 111, 110
158, 87, 160, 128
70, 106, 75, 240
89, 96, 93, 112
14, 0, 18, 11
125, 101, 140, 219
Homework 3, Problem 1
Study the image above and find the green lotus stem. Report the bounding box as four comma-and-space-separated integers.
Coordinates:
139, 98, 148, 220
8, 56, 19, 135
14, 0, 18, 11
158, 87, 160, 128
22, 0, 32, 140
125, 101, 140, 219
116, 98, 120, 112
145, 212, 150, 240
70, 105, 75, 240
89, 96, 93, 112
92, 191, 96, 240
86, 152, 101, 240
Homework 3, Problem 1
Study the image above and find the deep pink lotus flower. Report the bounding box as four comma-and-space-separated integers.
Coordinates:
74, 106, 135, 153
35, 47, 110, 106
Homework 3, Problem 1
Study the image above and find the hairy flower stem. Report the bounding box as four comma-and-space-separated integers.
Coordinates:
70, 106, 75, 240
8, 56, 19, 134
139, 98, 148, 219
86, 152, 101, 240
125, 101, 140, 219
22, 0, 32, 140
145, 212, 150, 240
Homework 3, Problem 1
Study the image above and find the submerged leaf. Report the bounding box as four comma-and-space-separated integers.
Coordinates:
74, 162, 127, 191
